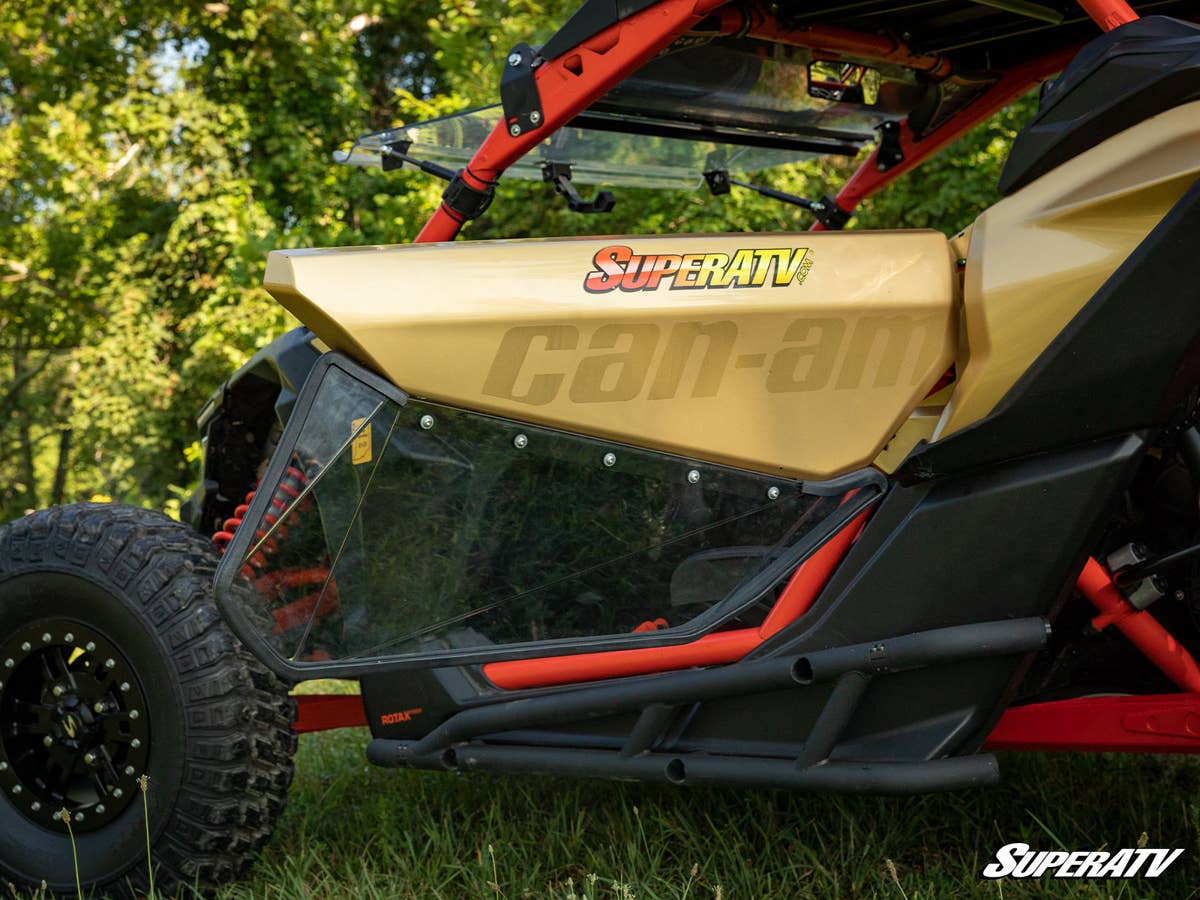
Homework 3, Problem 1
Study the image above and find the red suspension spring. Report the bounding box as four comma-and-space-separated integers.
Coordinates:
211, 463, 310, 578
209, 460, 339, 639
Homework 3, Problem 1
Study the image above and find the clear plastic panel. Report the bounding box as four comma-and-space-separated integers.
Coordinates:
226, 361, 865, 666
338, 105, 834, 190
336, 39, 921, 189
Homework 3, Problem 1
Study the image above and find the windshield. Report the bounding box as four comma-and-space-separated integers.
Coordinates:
336, 37, 921, 189
337, 105, 854, 190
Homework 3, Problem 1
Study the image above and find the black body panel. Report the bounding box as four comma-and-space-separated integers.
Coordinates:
899, 175, 1200, 481
1000, 16, 1200, 195
181, 327, 321, 534
751, 433, 1144, 755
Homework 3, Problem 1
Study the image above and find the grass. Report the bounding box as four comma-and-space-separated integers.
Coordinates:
209, 711, 1200, 899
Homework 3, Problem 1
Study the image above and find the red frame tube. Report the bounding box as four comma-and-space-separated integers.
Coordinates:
482, 509, 871, 691
1076, 557, 1200, 692
293, 557, 1200, 737
1077, 0, 1139, 31
704, 5, 951, 75
415, 0, 728, 243
812, 43, 1080, 230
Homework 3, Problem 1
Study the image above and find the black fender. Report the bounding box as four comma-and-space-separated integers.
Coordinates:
181, 327, 323, 534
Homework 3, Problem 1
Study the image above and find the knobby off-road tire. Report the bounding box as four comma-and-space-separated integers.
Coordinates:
0, 503, 297, 897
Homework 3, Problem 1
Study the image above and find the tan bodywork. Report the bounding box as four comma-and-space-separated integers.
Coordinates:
937, 99, 1200, 438
266, 232, 957, 478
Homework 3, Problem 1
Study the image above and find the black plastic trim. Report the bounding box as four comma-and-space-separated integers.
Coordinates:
541, 0, 662, 61
1000, 16, 1200, 194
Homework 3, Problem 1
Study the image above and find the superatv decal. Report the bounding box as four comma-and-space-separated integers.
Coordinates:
983, 843, 1184, 879
584, 245, 812, 293
483, 316, 942, 405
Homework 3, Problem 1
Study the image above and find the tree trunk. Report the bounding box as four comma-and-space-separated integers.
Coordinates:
51, 426, 72, 506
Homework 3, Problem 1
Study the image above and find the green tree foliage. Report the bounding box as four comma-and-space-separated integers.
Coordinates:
0, 0, 1035, 522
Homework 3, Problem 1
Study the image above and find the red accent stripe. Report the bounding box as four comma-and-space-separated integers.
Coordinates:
292, 694, 367, 733
986, 693, 1200, 753
483, 510, 869, 690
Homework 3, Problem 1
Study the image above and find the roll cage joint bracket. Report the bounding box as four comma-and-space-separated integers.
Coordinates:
875, 120, 905, 172
500, 42, 544, 138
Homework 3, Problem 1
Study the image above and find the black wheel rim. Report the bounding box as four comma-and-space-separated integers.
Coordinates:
0, 618, 150, 834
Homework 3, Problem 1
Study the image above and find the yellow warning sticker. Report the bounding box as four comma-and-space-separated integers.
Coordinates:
351, 417, 372, 465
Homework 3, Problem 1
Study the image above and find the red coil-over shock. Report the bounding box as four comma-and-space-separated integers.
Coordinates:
211, 461, 338, 635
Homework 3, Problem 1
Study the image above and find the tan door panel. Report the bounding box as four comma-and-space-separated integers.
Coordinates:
266, 231, 957, 479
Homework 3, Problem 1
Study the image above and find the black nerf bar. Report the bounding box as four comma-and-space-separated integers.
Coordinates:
446, 745, 1001, 795
374, 617, 1048, 762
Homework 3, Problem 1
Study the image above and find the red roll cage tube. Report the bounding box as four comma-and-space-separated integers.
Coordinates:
293, 0, 1200, 756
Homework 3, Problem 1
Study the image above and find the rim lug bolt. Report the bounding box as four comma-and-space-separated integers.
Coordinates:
113, 788, 123, 798
42, 736, 53, 747
30, 801, 40, 812
129, 709, 139, 720
52, 685, 64, 697
12, 785, 21, 795
120, 682, 130, 692
130, 739, 141, 749
0, 761, 7, 771
96, 804, 106, 814
93, 702, 106, 714
84, 752, 96, 765
124, 765, 135, 776
20, 642, 30, 652
74, 812, 83, 822
104, 659, 115, 669
3, 659, 12, 669
85, 642, 96, 652
64, 633, 74, 643
41, 633, 51, 643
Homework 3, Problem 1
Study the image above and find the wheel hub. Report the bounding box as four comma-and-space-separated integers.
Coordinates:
0, 619, 150, 833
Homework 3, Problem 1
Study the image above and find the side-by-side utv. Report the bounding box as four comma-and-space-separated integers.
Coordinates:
5, 0, 1200, 894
